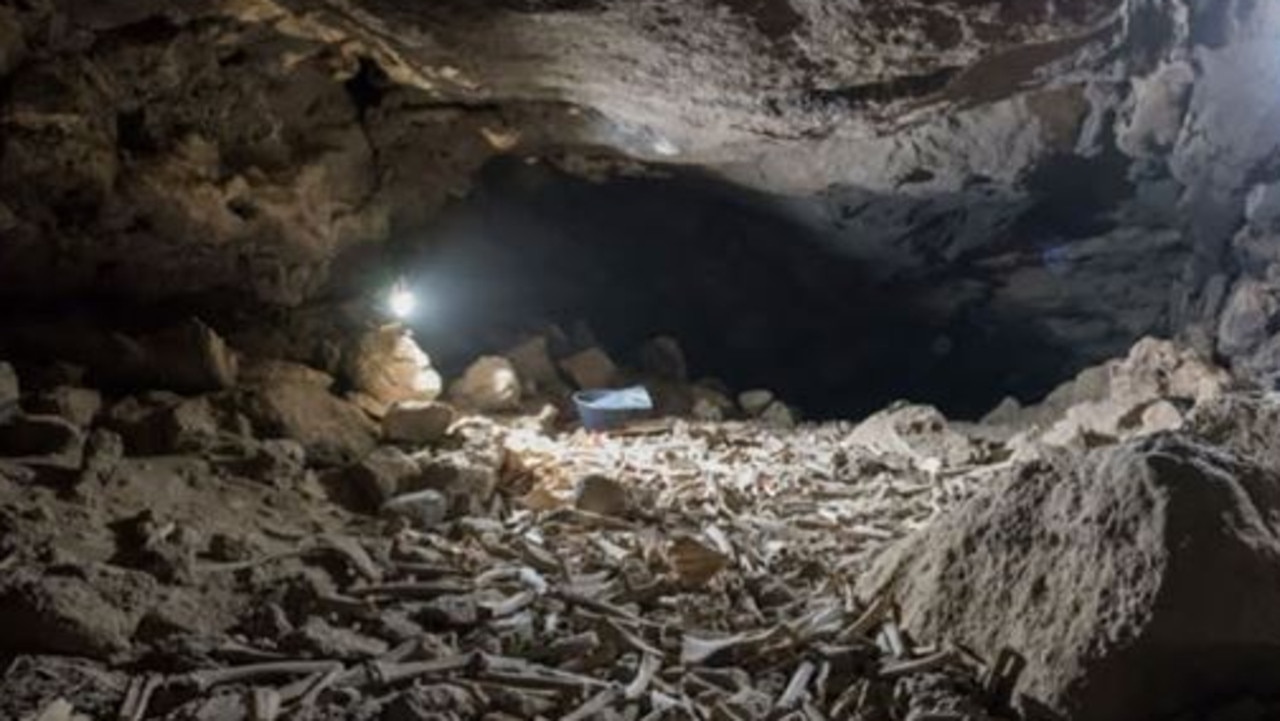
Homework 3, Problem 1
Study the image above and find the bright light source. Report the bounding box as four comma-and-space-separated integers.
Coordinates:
388, 284, 417, 319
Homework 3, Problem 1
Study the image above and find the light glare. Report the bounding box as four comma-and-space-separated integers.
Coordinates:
389, 286, 417, 319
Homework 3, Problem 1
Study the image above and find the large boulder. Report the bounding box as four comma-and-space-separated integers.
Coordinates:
346, 326, 442, 412
863, 435, 1280, 721
239, 370, 377, 467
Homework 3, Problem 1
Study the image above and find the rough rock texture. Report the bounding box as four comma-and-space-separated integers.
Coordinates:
985, 337, 1232, 446
346, 327, 443, 412
865, 434, 1280, 721
382, 400, 457, 445
103, 394, 231, 456
341, 445, 420, 511
448, 355, 521, 412
5, 332, 1279, 720
1188, 392, 1280, 474
0, 565, 160, 660
2, 0, 1276, 390
238, 372, 378, 466
849, 402, 981, 467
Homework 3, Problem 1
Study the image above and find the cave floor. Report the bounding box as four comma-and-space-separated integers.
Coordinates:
3, 334, 1277, 721
0, 410, 1011, 721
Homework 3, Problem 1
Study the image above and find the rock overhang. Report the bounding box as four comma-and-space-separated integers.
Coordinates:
2, 0, 1280, 399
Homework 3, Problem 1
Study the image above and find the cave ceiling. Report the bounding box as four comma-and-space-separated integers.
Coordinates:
1, 0, 1279, 377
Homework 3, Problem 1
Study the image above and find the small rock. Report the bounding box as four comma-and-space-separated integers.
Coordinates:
285, 616, 389, 659
848, 403, 978, 466
691, 385, 735, 421
105, 395, 223, 455
449, 356, 522, 412
222, 439, 307, 486
344, 446, 421, 511
82, 429, 124, 477
1138, 399, 1185, 435
383, 401, 457, 445
759, 401, 796, 428
559, 347, 619, 389
413, 454, 500, 517
640, 336, 688, 381
646, 381, 695, 417
382, 489, 449, 530
667, 536, 730, 587
692, 397, 726, 421
574, 474, 631, 517
346, 326, 442, 411
1218, 280, 1278, 357
505, 335, 564, 391
738, 389, 775, 417
27, 387, 102, 428
166, 397, 224, 452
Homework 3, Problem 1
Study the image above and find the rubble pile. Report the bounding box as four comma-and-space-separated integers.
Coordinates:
2, 325, 1279, 720
0, 321, 1017, 721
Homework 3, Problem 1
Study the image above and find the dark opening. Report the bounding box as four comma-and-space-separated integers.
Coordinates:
396, 158, 1081, 419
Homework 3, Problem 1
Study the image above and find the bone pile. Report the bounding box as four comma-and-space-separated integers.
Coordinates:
7, 404, 1029, 721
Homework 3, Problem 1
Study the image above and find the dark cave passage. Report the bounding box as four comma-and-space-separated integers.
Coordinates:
396, 159, 1083, 419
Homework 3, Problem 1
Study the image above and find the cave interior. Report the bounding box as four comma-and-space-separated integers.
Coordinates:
3, 1, 1280, 720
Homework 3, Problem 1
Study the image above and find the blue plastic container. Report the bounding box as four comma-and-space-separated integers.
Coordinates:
573, 386, 654, 431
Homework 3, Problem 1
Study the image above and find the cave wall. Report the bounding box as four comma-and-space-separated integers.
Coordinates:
0, 0, 1279, 390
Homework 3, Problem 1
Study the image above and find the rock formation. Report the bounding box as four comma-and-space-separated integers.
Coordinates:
0, 0, 1277, 388
4, 1, 1280, 719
